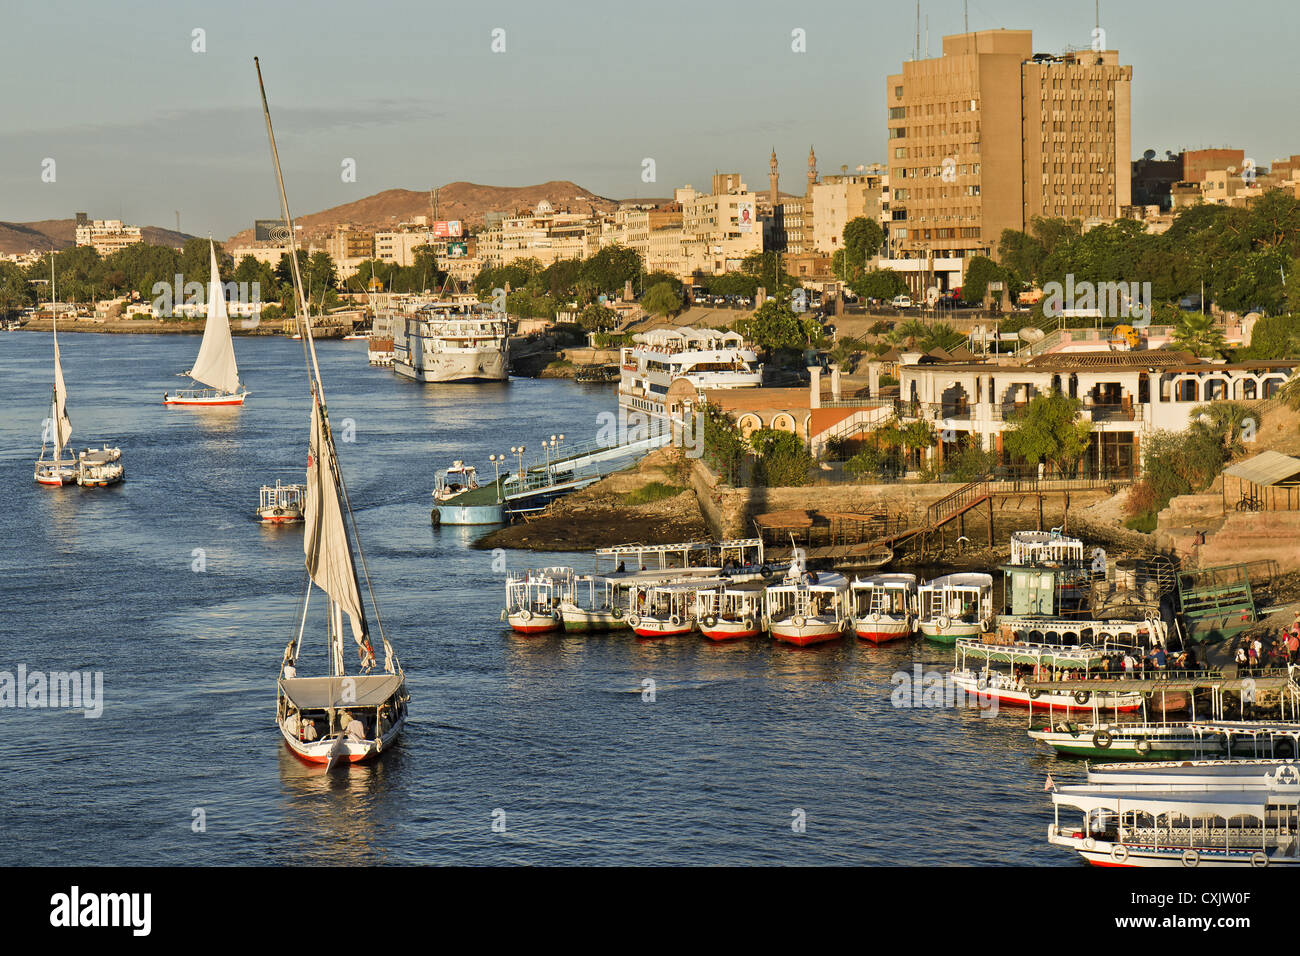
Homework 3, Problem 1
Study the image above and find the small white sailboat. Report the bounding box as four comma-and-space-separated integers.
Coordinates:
164, 241, 249, 406
34, 257, 123, 488
255, 57, 407, 766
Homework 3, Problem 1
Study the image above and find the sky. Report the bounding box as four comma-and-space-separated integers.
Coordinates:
1, 0, 1296, 239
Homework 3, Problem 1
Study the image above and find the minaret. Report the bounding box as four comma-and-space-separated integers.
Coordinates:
807, 145, 818, 193
769, 148, 780, 205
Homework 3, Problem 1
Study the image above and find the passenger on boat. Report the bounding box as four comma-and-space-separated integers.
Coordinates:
616, 561, 626, 573
302, 719, 319, 742
283, 662, 297, 679
342, 711, 366, 741
284, 709, 300, 736
377, 706, 391, 738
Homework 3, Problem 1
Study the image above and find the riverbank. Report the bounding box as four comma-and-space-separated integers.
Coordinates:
16, 318, 291, 335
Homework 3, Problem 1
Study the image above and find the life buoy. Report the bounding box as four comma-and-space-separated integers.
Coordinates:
627, 614, 640, 628
703, 614, 718, 628
937, 616, 950, 630
1073, 689, 1091, 705
838, 618, 851, 632
792, 615, 807, 628
1134, 738, 1152, 757
742, 617, 754, 630
1111, 844, 1129, 863
519, 608, 533, 622
1093, 729, 1114, 749
1276, 737, 1296, 758
611, 606, 623, 620
669, 615, 681, 627
760, 565, 773, 579
1027, 686, 1042, 700
1251, 851, 1269, 868
1082, 836, 1096, 850
1181, 848, 1199, 868
870, 612, 881, 623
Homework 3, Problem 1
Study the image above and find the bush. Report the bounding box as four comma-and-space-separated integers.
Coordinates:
750, 428, 814, 487
622, 482, 684, 506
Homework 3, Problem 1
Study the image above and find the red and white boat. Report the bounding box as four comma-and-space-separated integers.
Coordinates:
260, 57, 409, 770
765, 555, 851, 646
694, 580, 765, 641
258, 479, 305, 523
951, 638, 1145, 712
850, 573, 917, 643
503, 567, 573, 634
627, 579, 720, 638
164, 241, 249, 407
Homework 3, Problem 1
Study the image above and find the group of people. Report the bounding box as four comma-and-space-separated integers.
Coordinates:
1234, 620, 1300, 671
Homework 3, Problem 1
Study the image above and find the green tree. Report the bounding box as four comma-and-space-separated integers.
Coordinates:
1246, 314, 1298, 359
581, 244, 642, 295
851, 268, 907, 301
1002, 392, 1092, 475
734, 294, 822, 351
962, 255, 1003, 305
750, 428, 814, 487
641, 281, 683, 318
840, 217, 883, 281
1171, 310, 1227, 357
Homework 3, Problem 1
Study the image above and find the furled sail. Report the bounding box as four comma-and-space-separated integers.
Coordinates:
303, 400, 368, 650
51, 319, 72, 455
186, 242, 241, 394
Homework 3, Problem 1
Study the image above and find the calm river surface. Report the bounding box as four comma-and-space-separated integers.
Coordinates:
0, 331, 1075, 865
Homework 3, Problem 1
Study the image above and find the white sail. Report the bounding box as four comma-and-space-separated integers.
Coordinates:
186, 242, 241, 394
303, 400, 367, 650
51, 318, 72, 456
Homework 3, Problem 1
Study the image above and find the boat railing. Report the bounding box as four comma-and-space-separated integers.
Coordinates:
1120, 827, 1269, 850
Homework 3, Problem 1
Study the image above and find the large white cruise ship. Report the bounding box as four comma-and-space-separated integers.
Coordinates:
385, 296, 509, 383
618, 327, 762, 419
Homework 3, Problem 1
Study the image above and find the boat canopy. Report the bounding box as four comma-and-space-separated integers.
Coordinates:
279, 674, 403, 709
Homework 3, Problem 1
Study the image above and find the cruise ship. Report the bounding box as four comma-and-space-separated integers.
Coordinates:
385, 296, 509, 383
617, 327, 762, 420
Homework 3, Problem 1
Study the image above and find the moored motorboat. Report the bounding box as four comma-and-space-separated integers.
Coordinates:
695, 580, 765, 641
627, 579, 721, 637
258, 479, 305, 523
850, 573, 917, 643
950, 639, 1145, 713
504, 567, 573, 634
917, 573, 993, 643
75, 447, 124, 487
765, 553, 850, 646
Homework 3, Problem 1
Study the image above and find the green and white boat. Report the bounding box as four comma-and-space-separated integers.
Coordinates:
918, 573, 992, 644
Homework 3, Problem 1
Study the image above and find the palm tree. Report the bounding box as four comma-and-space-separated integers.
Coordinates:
1171, 310, 1227, 357
1277, 375, 1300, 411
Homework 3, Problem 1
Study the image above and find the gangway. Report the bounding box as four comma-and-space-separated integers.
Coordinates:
501, 432, 673, 515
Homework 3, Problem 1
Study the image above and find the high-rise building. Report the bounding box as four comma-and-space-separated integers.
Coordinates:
885, 29, 1131, 279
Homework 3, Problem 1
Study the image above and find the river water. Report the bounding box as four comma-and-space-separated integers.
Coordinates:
0, 331, 1075, 865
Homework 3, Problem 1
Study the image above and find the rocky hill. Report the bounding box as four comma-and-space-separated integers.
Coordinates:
0, 219, 191, 255
224, 180, 623, 245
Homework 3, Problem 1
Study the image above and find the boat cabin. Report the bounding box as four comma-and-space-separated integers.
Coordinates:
277, 673, 408, 750
1177, 563, 1258, 644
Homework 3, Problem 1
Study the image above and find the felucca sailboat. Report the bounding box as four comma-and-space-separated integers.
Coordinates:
34, 255, 124, 488
255, 58, 408, 767
164, 242, 249, 406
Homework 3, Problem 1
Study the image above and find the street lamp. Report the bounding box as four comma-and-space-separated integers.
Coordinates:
510, 445, 526, 482
488, 453, 505, 502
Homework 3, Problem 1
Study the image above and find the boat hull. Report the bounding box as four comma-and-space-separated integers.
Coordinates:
506, 612, 560, 635
259, 512, 303, 523
560, 607, 627, 632
771, 619, 844, 646
950, 671, 1143, 713
699, 620, 760, 641
1050, 830, 1290, 868
394, 350, 508, 384
631, 618, 693, 638
164, 393, 247, 406
279, 714, 405, 765
919, 620, 983, 644
854, 617, 912, 644
434, 502, 505, 525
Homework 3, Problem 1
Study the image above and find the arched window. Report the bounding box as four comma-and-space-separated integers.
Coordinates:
737, 414, 762, 438
771, 413, 796, 432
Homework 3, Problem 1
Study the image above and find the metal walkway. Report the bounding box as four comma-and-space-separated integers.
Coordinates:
501, 432, 673, 511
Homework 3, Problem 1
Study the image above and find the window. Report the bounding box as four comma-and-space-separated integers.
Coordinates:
889, 106, 907, 119
895, 86, 904, 97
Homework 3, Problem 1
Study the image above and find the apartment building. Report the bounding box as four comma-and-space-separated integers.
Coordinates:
808, 167, 886, 256
883, 30, 1131, 294
679, 174, 763, 277
477, 201, 596, 269
73, 214, 143, 255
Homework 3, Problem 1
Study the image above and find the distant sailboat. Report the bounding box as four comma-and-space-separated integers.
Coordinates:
256, 58, 408, 766
164, 242, 249, 406
34, 254, 124, 488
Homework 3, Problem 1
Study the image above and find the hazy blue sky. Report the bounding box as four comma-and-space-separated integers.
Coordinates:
2, 0, 1296, 238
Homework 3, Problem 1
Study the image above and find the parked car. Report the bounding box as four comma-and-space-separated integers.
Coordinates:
891, 295, 913, 309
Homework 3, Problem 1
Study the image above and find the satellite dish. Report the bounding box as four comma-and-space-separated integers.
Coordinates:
1143, 148, 1156, 161
1018, 327, 1046, 343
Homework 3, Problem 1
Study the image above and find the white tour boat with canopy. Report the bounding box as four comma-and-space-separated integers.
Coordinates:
258, 58, 408, 768
164, 241, 249, 406
950, 638, 1144, 713
918, 573, 993, 644
765, 551, 850, 646
850, 573, 918, 644
627, 578, 723, 637
695, 579, 766, 641
504, 567, 574, 634
258, 479, 305, 523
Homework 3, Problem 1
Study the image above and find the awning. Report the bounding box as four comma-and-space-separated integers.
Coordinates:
753, 510, 814, 530
279, 674, 404, 709
1223, 450, 1300, 487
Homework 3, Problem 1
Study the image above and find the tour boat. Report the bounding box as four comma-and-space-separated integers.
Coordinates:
164, 241, 249, 406
258, 58, 408, 768
258, 480, 305, 523
559, 573, 635, 632
1047, 771, 1300, 867
504, 567, 573, 634
765, 552, 851, 646
389, 298, 509, 383
34, 257, 124, 488
627, 579, 721, 637
917, 573, 993, 643
1086, 758, 1300, 788
950, 639, 1145, 713
850, 573, 917, 643
695, 580, 766, 641
1030, 719, 1300, 761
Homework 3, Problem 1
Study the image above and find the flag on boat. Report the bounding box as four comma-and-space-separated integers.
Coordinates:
1043, 773, 1056, 792
304, 400, 367, 649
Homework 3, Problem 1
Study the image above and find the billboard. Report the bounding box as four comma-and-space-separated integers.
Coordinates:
736, 201, 755, 233
431, 220, 464, 238
446, 241, 468, 258
254, 219, 291, 242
